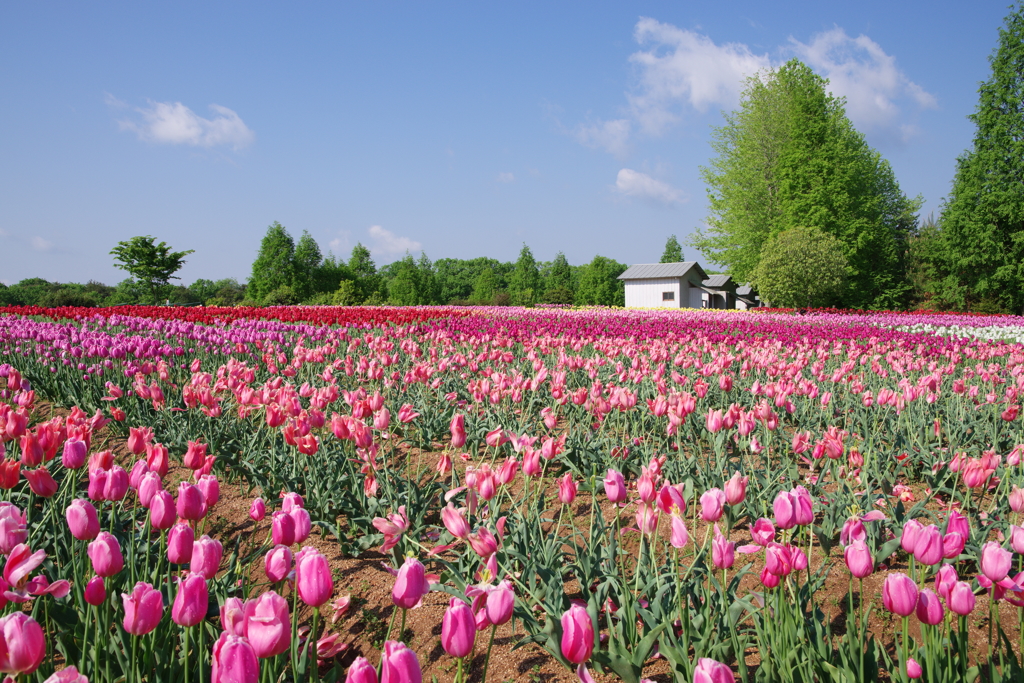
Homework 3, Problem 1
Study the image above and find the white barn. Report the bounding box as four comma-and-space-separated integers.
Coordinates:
618, 262, 710, 309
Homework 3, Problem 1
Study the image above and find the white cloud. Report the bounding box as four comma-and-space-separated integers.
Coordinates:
628, 17, 771, 133
614, 169, 686, 205
497, 172, 516, 183
328, 230, 352, 256
790, 28, 937, 139
31, 236, 54, 252
117, 100, 254, 150
367, 225, 422, 258
575, 118, 633, 157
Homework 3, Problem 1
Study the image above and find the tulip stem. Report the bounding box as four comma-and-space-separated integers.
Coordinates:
456, 656, 463, 683
480, 623, 497, 683
183, 626, 190, 683
311, 609, 320, 683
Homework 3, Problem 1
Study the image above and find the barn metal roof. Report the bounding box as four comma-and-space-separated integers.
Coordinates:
617, 262, 705, 280
702, 274, 732, 288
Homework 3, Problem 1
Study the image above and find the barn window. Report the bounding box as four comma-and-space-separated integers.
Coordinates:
662, 291, 675, 301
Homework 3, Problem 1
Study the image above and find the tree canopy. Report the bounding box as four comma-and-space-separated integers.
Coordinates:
660, 235, 683, 263
248, 222, 296, 303
508, 244, 542, 306
692, 59, 920, 309
110, 236, 194, 303
937, 4, 1024, 314
753, 227, 848, 308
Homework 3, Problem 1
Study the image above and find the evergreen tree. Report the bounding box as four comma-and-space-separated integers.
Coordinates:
347, 243, 379, 303
692, 59, 920, 309
417, 252, 440, 305
575, 255, 627, 306
938, 5, 1024, 314
508, 244, 542, 306
292, 231, 323, 301
248, 222, 296, 304
387, 254, 422, 305
660, 235, 684, 263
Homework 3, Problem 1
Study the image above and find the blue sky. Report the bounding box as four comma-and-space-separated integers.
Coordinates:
0, 1, 1014, 286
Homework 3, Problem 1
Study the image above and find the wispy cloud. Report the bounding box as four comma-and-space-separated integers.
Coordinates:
328, 230, 352, 256
113, 97, 255, 150
614, 169, 686, 205
790, 28, 937, 140
368, 225, 422, 258
31, 236, 55, 252
497, 172, 516, 183
579, 19, 934, 151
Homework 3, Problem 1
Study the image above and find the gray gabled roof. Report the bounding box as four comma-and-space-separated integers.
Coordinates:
736, 284, 756, 297
617, 261, 707, 281
702, 274, 732, 288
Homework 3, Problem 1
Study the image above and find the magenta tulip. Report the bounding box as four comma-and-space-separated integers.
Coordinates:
916, 588, 944, 625
167, 523, 195, 564
670, 515, 690, 549
380, 640, 421, 683
190, 535, 223, 580
0, 612, 46, 674
980, 541, 1012, 582
295, 546, 334, 607
693, 657, 734, 683
913, 525, 943, 566
264, 545, 293, 583
176, 481, 206, 521
61, 438, 87, 470
149, 490, 176, 530
246, 591, 291, 658
882, 572, 919, 617
558, 473, 578, 505
121, 582, 164, 635
271, 511, 296, 546
289, 507, 311, 544
901, 519, 923, 555
441, 597, 476, 658
948, 581, 976, 615
486, 580, 515, 626
87, 532, 124, 578
907, 658, 922, 679
560, 603, 594, 665
934, 564, 958, 601
700, 488, 726, 522
392, 556, 430, 610
603, 468, 626, 504
345, 657, 379, 683
441, 504, 470, 539
249, 497, 266, 522
137, 471, 162, 508
65, 499, 100, 541
211, 633, 259, 683
196, 474, 219, 508
844, 539, 874, 579
84, 576, 106, 606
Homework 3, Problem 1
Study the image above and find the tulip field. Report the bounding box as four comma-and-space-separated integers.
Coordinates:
3, 304, 1024, 683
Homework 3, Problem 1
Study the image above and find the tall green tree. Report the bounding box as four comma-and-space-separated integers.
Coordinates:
660, 235, 684, 263
387, 254, 423, 305
248, 222, 296, 304
508, 244, 542, 306
417, 252, 440, 305
292, 231, 323, 301
348, 243, 380, 303
938, 5, 1024, 314
692, 59, 920, 309
753, 227, 848, 308
575, 255, 627, 306
110, 235, 194, 303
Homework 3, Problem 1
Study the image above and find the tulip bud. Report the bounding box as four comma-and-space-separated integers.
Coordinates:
913, 525, 943, 566
980, 541, 1012, 582
196, 475, 220, 508
486, 580, 515, 626
295, 546, 333, 607
289, 508, 311, 545
87, 531, 124, 577
906, 658, 922, 679
172, 572, 209, 627
560, 603, 594, 665
191, 535, 223, 580
168, 523, 195, 564
281, 492, 305, 513
137, 471, 162, 509
391, 556, 430, 610
84, 575, 106, 606
693, 658, 733, 683
441, 598, 476, 658
557, 473, 577, 505
65, 499, 100, 541
249, 497, 266, 522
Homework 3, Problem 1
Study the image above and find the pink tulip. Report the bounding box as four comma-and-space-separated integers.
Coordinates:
137, 471, 162, 508
191, 535, 223, 580
900, 519, 923, 555
450, 413, 466, 448
145, 442, 169, 478
345, 657, 379, 683
281, 492, 304, 513
712, 526, 735, 570
693, 657, 733, 683
882, 572, 918, 617
705, 409, 723, 433
560, 603, 594, 665
1011, 525, 1024, 555
751, 518, 776, 547
65, 499, 100, 541
289, 508, 312, 545
167, 523, 195, 564
87, 532, 124, 577
603, 469, 626, 504
171, 572, 209, 627
656, 483, 686, 516
0, 503, 27, 554
295, 546, 333, 607
265, 545, 293, 583
913, 525, 943, 566
271, 511, 296, 546
468, 527, 498, 558
670, 516, 690, 549
392, 556, 430, 610
844, 539, 874, 579
247, 591, 291, 658
635, 502, 658, 535
380, 640, 421, 683
441, 504, 470, 539
558, 473, 577, 505
906, 658, 922, 679
934, 564, 958, 601
0, 612, 46, 674
948, 581, 976, 615
700, 489, 726, 522
61, 438, 87, 470
149, 490, 176, 530
441, 597, 476, 658
765, 543, 793, 577
197, 475, 220, 508
980, 541, 1012, 582
126, 426, 152, 455
724, 472, 748, 506
773, 490, 797, 530
84, 576, 106, 606
176, 481, 207, 521
486, 580, 514, 625
943, 531, 965, 559
916, 588, 944, 625
211, 633, 259, 683
46, 666, 88, 682
183, 440, 208, 471
121, 581, 164, 635
249, 498, 266, 522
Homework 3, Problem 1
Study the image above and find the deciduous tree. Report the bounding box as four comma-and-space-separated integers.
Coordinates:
110, 236, 194, 303
248, 222, 295, 304
753, 226, 848, 308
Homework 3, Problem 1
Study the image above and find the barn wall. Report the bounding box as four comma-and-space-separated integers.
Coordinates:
624, 278, 681, 308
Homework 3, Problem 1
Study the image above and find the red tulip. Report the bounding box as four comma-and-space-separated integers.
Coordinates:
24, 467, 58, 497
145, 442, 169, 478
183, 440, 208, 470
126, 427, 152, 455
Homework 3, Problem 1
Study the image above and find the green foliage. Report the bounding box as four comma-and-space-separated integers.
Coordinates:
753, 226, 848, 308
434, 257, 511, 303
937, 5, 1024, 315
248, 222, 296, 304
471, 269, 499, 303
263, 285, 298, 306
332, 280, 361, 306
660, 235, 684, 263
509, 244, 542, 306
693, 59, 919, 309
575, 255, 626, 306
542, 288, 575, 305
292, 231, 323, 301
347, 243, 381, 302
110, 235, 194, 303
545, 252, 573, 293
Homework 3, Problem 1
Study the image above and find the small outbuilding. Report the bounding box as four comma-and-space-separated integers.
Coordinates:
702, 274, 737, 309
735, 284, 760, 310
617, 262, 709, 309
